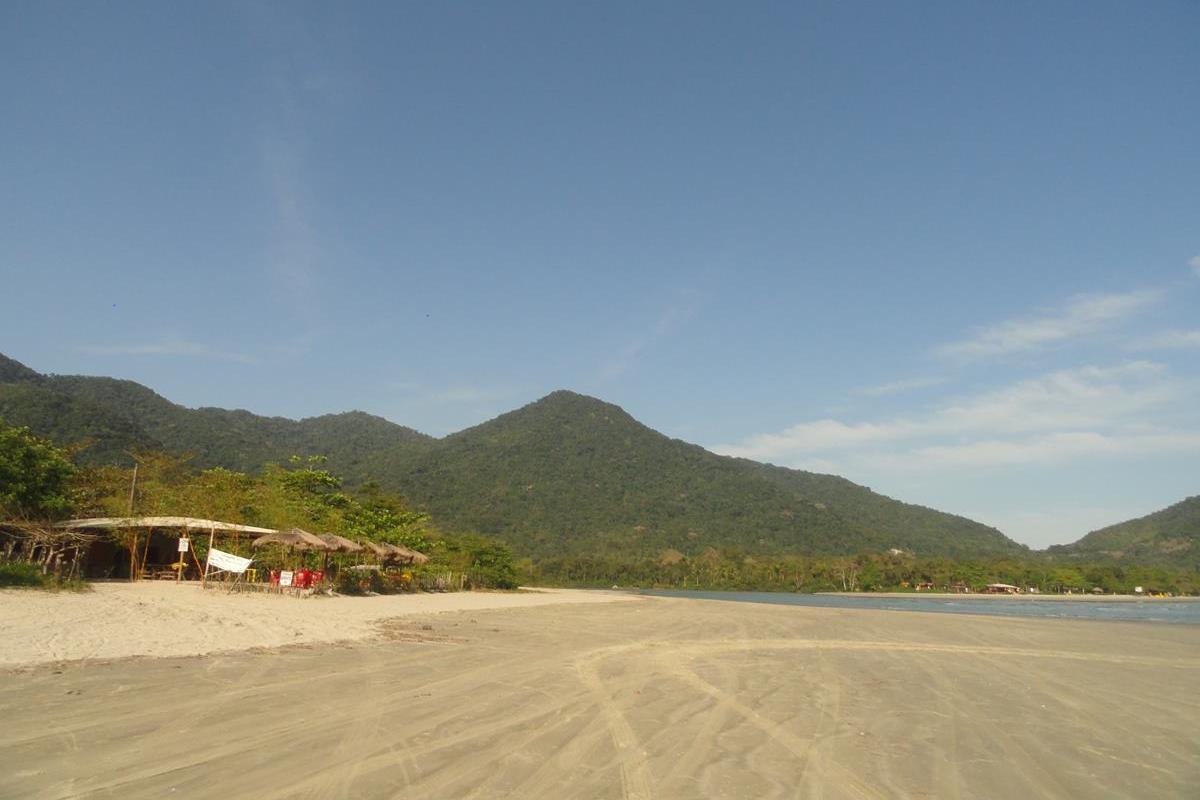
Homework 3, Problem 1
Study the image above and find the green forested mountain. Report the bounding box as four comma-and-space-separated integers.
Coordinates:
1, 353, 1027, 559
365, 391, 1024, 559
0, 354, 42, 383
1046, 496, 1200, 568
750, 463, 1014, 559
0, 353, 431, 472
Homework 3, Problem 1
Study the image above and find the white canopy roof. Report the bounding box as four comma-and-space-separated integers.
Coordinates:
55, 517, 277, 534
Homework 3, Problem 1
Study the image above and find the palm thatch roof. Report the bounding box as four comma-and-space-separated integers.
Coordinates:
393, 545, 429, 565
56, 516, 277, 534
318, 533, 363, 553
362, 540, 429, 564
361, 540, 391, 558
252, 527, 332, 550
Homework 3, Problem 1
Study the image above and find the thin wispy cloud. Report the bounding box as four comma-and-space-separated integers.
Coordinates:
936, 289, 1163, 360
713, 361, 1189, 468
863, 429, 1200, 470
242, 1, 348, 321
600, 340, 647, 380
1131, 329, 1200, 350
263, 137, 319, 310
853, 377, 946, 397
600, 289, 703, 379
79, 337, 257, 364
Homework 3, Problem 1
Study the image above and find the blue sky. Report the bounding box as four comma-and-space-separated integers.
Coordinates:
2, 1, 1197, 548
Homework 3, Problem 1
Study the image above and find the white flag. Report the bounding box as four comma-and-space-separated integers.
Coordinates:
207, 548, 252, 574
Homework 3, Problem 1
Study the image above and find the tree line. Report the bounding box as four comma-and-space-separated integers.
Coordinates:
524, 548, 1199, 596
3, 416, 1195, 595
0, 418, 516, 590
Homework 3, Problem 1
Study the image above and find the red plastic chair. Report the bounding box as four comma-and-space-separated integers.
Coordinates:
269, 570, 281, 587
295, 569, 312, 589
310, 570, 325, 586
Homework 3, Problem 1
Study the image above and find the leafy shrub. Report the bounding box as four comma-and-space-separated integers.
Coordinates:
0, 560, 89, 591
0, 560, 44, 587
334, 567, 384, 595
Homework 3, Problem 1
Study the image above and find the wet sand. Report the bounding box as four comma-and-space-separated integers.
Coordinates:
2, 594, 1197, 799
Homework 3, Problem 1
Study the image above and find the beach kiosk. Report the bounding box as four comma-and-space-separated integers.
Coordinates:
55, 517, 276, 581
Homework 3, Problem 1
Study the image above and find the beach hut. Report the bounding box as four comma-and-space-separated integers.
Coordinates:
55, 516, 277, 580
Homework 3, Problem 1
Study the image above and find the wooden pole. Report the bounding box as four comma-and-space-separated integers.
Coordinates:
128, 530, 138, 581
189, 544, 204, 581
201, 526, 215, 588
127, 463, 138, 515
139, 527, 152, 581
176, 535, 186, 583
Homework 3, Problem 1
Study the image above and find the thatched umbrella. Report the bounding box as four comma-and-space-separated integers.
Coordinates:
362, 540, 428, 565
361, 540, 390, 561
252, 527, 332, 568
318, 533, 363, 553
391, 544, 429, 565
252, 527, 331, 550
318, 533, 363, 571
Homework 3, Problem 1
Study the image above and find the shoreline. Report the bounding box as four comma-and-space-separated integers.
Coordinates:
817, 590, 1198, 601
9, 582, 1192, 670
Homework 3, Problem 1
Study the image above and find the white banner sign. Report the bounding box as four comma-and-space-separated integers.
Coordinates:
178, 537, 190, 553
207, 548, 252, 574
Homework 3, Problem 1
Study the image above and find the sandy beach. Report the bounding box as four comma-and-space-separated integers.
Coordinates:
0, 582, 630, 667
2, 585, 1197, 799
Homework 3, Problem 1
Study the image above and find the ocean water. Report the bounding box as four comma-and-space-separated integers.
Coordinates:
634, 589, 1200, 625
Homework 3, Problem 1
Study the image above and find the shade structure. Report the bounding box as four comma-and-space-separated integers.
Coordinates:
57, 516, 277, 535
391, 545, 429, 565
361, 540, 390, 559
318, 533, 363, 553
251, 527, 332, 551
55, 516, 280, 583
363, 540, 428, 565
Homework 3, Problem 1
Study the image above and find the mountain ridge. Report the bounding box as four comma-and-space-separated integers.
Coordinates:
0, 354, 431, 470
1046, 496, 1200, 568
1, 352, 1031, 559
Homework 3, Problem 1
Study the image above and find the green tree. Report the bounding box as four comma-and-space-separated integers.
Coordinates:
260, 456, 353, 531
442, 535, 519, 589
1050, 566, 1087, 593
0, 418, 76, 520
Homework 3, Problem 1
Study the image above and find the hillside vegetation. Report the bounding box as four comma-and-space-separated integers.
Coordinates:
372, 391, 1024, 560
1046, 496, 1200, 568
0, 354, 431, 473
0, 353, 1033, 561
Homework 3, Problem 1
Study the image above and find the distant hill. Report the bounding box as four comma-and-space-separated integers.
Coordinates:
0, 353, 431, 472
1, 353, 1027, 560
1046, 496, 1200, 568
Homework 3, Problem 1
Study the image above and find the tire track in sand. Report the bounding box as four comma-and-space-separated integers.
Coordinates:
574, 648, 655, 800
659, 651, 887, 800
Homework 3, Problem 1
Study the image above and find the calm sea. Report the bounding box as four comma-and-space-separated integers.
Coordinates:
633, 589, 1200, 625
